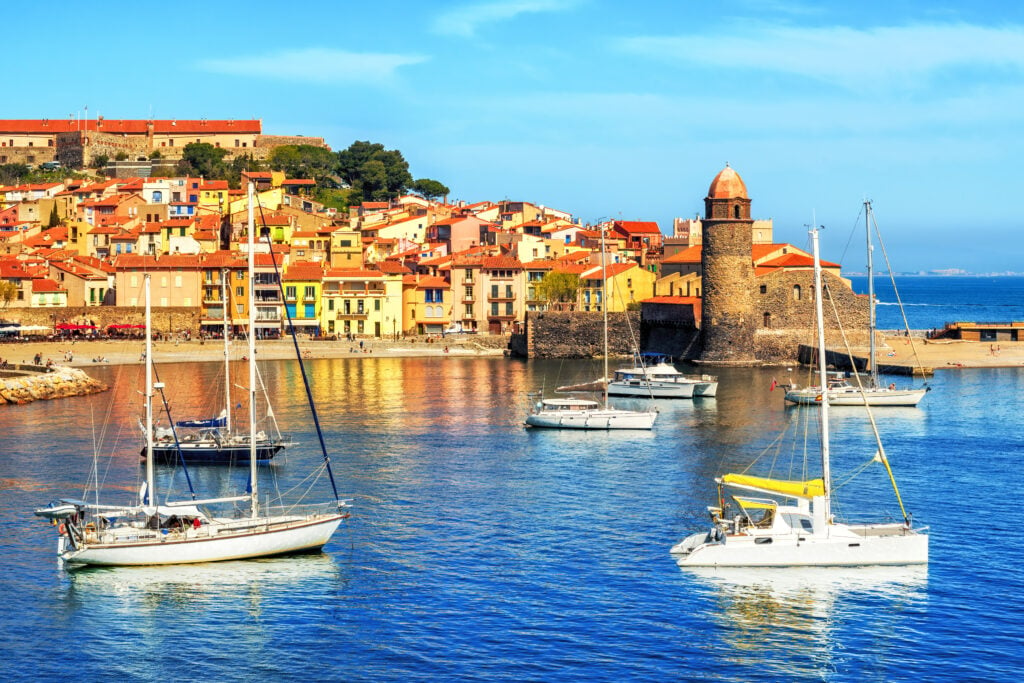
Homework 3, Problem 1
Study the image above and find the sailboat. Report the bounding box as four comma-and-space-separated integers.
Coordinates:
670, 226, 928, 567
34, 184, 349, 566
144, 272, 289, 465
525, 226, 657, 430
785, 201, 928, 407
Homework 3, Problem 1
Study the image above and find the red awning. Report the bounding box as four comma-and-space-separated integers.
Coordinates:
107, 323, 146, 329
56, 323, 97, 330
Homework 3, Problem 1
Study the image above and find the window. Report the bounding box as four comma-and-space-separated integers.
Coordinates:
237, 271, 245, 280
760, 285, 767, 294
286, 286, 297, 300
236, 303, 244, 314
236, 286, 244, 298
328, 299, 334, 311
505, 302, 513, 316
733, 204, 740, 219
505, 285, 513, 298
174, 275, 182, 288
374, 299, 380, 311
465, 305, 473, 317
304, 286, 316, 299
763, 312, 771, 328
490, 303, 499, 316
793, 285, 802, 301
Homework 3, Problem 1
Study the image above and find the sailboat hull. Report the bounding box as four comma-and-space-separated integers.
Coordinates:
144, 442, 285, 465
58, 513, 346, 567
784, 387, 927, 406
525, 409, 657, 429
673, 524, 928, 568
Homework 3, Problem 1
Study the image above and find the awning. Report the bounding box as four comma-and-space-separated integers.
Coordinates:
56, 323, 97, 330
107, 324, 146, 329
722, 473, 825, 500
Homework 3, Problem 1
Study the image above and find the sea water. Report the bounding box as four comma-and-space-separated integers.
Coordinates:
2, 278, 1024, 681
848, 275, 1024, 332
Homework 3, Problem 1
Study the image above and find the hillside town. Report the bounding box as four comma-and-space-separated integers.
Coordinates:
0, 118, 829, 347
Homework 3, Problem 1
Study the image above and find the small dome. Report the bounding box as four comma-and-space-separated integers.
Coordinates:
707, 164, 748, 200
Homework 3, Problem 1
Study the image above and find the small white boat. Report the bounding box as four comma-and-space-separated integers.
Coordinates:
525, 397, 657, 430
607, 355, 717, 398
525, 227, 658, 431
671, 227, 928, 568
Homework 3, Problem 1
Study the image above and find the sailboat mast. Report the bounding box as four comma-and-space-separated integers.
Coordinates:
601, 224, 609, 406
222, 268, 231, 434
144, 274, 155, 505
811, 228, 832, 513
247, 182, 258, 517
865, 200, 878, 387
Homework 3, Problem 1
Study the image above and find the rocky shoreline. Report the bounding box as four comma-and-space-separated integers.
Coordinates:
0, 366, 108, 405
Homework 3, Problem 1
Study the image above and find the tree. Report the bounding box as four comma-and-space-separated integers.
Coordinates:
47, 204, 60, 228
411, 178, 450, 201
269, 144, 337, 185
179, 142, 229, 179
537, 271, 581, 311
336, 141, 413, 204
0, 163, 30, 185
91, 154, 109, 169
0, 281, 17, 309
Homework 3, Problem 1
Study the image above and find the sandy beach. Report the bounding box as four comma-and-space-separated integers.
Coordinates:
2, 334, 1021, 371
0, 335, 507, 369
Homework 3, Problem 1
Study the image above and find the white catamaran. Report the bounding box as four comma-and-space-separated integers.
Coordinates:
35, 184, 348, 566
671, 227, 928, 567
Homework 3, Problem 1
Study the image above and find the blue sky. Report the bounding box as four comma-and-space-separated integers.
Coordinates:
14, 1, 1024, 272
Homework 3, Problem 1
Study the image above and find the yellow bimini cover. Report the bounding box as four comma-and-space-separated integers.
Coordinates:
722, 473, 825, 500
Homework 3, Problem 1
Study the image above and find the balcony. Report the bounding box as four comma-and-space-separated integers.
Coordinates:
487, 293, 517, 302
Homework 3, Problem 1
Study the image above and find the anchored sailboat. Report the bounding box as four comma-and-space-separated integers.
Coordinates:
670, 226, 928, 567
34, 184, 348, 566
525, 225, 657, 429
785, 201, 928, 407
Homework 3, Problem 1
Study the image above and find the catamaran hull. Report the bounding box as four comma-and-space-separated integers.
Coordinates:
785, 388, 927, 407
525, 411, 657, 429
672, 527, 928, 567
57, 514, 346, 566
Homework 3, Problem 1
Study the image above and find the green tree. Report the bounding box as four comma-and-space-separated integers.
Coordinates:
0, 281, 18, 309
269, 144, 337, 185
179, 142, 229, 179
336, 141, 412, 204
0, 163, 30, 184
91, 154, 109, 169
411, 178, 450, 201
537, 271, 581, 311
47, 204, 60, 228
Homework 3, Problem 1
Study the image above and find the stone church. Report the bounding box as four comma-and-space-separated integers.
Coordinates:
646, 165, 870, 364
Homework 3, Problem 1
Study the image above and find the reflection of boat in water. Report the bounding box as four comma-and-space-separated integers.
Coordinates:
67, 554, 342, 595
671, 227, 928, 567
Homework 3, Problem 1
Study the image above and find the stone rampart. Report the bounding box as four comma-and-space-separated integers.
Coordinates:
524, 311, 642, 359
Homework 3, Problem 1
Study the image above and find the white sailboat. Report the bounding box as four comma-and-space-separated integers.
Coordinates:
670, 226, 928, 567
785, 201, 928, 407
526, 226, 658, 430
34, 184, 348, 566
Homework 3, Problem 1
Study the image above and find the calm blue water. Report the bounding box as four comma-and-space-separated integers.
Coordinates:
2, 322, 1024, 680
847, 275, 1024, 332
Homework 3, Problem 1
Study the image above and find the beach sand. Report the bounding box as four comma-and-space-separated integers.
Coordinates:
1, 335, 506, 369
2, 335, 1020, 370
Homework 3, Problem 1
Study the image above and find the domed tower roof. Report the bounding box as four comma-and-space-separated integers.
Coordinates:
707, 164, 748, 200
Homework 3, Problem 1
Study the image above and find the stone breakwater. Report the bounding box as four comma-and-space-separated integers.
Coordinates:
0, 367, 108, 405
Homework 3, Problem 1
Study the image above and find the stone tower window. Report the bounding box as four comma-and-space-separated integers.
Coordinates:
733, 204, 740, 219
759, 285, 767, 294
763, 312, 772, 328
793, 284, 802, 301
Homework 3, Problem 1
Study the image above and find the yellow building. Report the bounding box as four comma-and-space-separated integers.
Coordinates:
281, 261, 325, 335
580, 261, 657, 313
321, 267, 401, 338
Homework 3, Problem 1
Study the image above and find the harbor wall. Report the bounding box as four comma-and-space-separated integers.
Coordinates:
0, 366, 107, 405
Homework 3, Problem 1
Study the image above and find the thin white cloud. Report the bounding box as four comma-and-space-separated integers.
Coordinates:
432, 0, 579, 37
617, 23, 1024, 90
197, 48, 427, 85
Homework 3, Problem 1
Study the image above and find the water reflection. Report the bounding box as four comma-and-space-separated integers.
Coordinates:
685, 566, 928, 677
